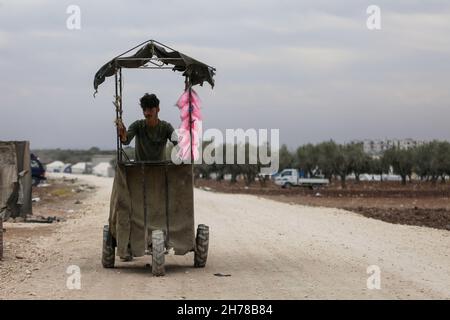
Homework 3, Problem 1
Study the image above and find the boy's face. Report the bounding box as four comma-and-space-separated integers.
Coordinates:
143, 106, 159, 120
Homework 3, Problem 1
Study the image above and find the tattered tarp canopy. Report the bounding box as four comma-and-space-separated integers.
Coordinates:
93, 39, 215, 94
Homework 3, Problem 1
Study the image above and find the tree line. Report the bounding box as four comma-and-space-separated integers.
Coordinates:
32, 147, 115, 164
33, 140, 450, 188
195, 140, 450, 188
279, 140, 450, 187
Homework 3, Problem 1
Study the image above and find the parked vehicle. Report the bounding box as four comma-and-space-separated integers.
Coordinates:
31, 153, 46, 186
274, 168, 329, 189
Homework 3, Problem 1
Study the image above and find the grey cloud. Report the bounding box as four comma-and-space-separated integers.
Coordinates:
1, 0, 450, 149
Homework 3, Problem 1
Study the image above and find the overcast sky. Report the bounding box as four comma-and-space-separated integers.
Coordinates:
1, 0, 449, 150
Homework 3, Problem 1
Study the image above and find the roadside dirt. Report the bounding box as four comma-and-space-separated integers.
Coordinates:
0, 177, 94, 294
1, 174, 449, 299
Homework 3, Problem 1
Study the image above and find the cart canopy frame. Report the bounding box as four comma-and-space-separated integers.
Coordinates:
93, 39, 216, 165
94, 39, 215, 94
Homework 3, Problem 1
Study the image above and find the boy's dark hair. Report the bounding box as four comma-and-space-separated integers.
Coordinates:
140, 93, 159, 110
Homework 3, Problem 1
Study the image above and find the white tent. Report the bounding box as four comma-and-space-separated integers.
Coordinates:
46, 161, 65, 172
93, 162, 114, 177
62, 163, 72, 173
71, 162, 91, 174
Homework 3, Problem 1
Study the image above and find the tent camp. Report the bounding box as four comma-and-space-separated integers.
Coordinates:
62, 163, 72, 173
92, 155, 114, 167
46, 161, 65, 172
71, 162, 92, 174
93, 162, 114, 177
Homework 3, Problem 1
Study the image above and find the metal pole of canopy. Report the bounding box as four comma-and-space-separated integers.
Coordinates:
114, 69, 120, 164
119, 67, 123, 163
164, 165, 170, 248
142, 163, 148, 254
188, 79, 194, 163
183, 76, 194, 163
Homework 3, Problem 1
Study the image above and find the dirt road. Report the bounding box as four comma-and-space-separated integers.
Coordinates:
1, 173, 450, 299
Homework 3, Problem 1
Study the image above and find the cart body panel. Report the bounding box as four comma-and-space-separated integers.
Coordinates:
109, 163, 195, 257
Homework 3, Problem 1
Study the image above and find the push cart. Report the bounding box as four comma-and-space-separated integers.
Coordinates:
93, 39, 216, 276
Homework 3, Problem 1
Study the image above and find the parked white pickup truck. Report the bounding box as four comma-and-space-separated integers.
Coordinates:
274, 169, 329, 189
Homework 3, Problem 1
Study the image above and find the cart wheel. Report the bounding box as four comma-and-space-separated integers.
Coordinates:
152, 230, 165, 276
102, 225, 115, 268
194, 224, 209, 268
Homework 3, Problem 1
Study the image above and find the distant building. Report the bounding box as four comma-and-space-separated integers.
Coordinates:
352, 139, 426, 156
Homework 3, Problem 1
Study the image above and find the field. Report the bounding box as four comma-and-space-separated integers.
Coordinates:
195, 179, 450, 231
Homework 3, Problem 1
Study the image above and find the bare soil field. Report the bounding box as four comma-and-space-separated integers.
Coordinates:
195, 179, 450, 231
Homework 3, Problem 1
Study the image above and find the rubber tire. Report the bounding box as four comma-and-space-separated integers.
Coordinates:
152, 230, 165, 276
194, 224, 209, 268
102, 225, 115, 268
